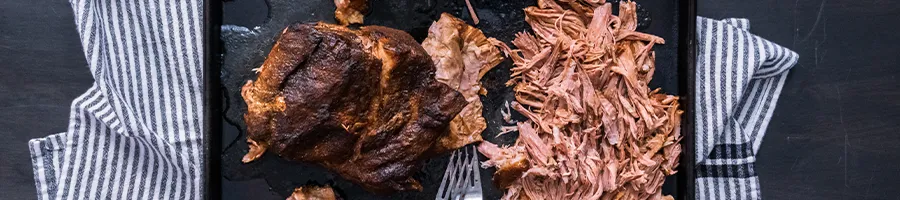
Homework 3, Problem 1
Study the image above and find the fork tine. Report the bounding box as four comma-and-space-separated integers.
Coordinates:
438, 145, 486, 200
451, 148, 469, 200
470, 145, 481, 188
451, 150, 464, 196
460, 148, 476, 199
437, 150, 458, 199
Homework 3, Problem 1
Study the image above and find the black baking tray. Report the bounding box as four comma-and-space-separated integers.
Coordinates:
204, 0, 697, 199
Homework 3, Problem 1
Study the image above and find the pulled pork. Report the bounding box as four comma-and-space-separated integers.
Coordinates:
479, 1, 683, 199
287, 185, 339, 200
422, 13, 503, 152
334, 0, 367, 25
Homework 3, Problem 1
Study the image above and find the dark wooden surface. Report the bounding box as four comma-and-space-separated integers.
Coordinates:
2, 0, 899, 200
699, 1, 900, 199
0, 0, 94, 199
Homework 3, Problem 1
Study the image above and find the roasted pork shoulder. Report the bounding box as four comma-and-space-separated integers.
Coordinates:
241, 22, 467, 193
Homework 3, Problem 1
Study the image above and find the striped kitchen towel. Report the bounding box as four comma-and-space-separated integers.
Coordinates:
694, 17, 799, 200
27, 0, 205, 199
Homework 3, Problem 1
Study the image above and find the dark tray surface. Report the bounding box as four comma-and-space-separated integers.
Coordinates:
219, 0, 682, 199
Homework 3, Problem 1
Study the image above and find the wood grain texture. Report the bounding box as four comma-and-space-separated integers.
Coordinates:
700, 1, 900, 199
0, 0, 92, 200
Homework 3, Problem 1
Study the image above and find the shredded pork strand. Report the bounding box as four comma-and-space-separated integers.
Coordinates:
478, 1, 683, 200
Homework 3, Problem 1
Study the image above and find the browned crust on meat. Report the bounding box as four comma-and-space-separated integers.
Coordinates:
241, 22, 467, 193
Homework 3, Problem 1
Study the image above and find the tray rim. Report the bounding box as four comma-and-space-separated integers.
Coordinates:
204, 0, 223, 199
203, 1, 697, 199
676, 0, 698, 199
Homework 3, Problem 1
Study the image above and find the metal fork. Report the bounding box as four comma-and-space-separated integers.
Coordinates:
436, 145, 483, 200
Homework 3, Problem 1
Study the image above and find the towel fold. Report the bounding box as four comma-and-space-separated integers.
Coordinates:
694, 17, 799, 200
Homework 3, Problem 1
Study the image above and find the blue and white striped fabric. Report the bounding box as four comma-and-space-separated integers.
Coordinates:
694, 17, 799, 200
27, 0, 205, 199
